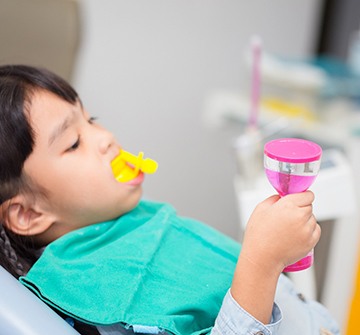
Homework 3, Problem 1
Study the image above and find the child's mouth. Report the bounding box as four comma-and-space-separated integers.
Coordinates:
111, 150, 158, 183
124, 172, 145, 186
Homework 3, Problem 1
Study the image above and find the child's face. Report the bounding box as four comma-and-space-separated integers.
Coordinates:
23, 90, 143, 239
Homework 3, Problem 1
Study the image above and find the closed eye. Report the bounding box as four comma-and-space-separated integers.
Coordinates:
66, 136, 81, 152
88, 116, 98, 124
65, 116, 96, 152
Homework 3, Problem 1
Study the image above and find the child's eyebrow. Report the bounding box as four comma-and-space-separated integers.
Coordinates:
48, 110, 77, 146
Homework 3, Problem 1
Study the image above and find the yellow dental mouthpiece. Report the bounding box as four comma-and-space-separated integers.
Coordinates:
111, 150, 158, 183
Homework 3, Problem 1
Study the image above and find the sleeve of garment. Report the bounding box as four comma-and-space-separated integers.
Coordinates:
96, 297, 282, 335
210, 289, 282, 335
96, 290, 283, 335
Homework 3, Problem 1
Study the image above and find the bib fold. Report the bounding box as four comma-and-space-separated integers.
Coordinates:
20, 200, 240, 335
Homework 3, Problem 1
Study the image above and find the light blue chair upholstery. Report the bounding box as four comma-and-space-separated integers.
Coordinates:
0, 266, 80, 335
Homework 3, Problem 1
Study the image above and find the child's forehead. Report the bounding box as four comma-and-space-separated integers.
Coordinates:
27, 90, 83, 144
28, 90, 81, 122
30, 89, 70, 109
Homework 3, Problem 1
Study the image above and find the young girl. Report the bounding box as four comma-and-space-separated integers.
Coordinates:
0, 65, 339, 335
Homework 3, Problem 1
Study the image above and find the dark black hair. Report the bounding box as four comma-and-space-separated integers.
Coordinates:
0, 65, 78, 278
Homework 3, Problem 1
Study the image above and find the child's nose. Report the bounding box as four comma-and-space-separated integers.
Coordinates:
97, 128, 116, 155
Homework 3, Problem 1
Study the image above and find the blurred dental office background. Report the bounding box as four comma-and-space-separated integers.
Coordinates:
1, 0, 360, 333
74, 0, 323, 236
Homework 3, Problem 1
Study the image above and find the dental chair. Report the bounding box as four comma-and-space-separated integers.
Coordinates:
0, 265, 80, 335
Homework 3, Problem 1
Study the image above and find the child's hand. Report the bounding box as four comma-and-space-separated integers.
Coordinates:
240, 191, 320, 274
230, 191, 319, 324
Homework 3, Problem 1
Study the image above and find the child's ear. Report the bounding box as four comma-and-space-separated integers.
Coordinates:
1, 195, 54, 236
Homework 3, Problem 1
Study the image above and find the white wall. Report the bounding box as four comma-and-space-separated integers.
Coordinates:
73, 0, 324, 238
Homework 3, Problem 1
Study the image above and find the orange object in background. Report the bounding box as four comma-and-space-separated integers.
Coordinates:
347, 251, 360, 334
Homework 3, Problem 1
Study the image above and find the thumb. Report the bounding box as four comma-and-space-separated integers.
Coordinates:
259, 194, 281, 207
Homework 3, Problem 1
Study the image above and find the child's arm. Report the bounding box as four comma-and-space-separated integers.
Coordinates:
230, 191, 320, 324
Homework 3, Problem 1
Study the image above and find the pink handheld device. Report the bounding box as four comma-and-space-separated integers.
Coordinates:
264, 138, 322, 272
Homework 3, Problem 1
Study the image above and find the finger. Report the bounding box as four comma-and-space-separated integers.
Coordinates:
286, 190, 315, 207
308, 215, 321, 244
301, 203, 313, 218
257, 194, 281, 209
312, 222, 321, 245
263, 194, 281, 205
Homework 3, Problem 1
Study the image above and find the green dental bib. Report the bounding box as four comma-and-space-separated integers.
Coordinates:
20, 200, 240, 335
